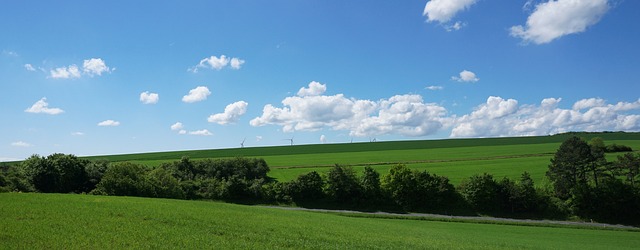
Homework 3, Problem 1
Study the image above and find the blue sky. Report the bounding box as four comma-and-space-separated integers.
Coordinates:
2, 0, 640, 161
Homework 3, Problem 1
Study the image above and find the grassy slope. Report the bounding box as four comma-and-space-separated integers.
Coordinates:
1, 193, 639, 249
85, 132, 640, 164
4, 132, 639, 184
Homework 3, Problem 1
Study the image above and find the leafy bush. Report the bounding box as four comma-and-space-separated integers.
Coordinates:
458, 173, 500, 213
605, 144, 633, 153
325, 165, 361, 203
288, 171, 324, 201
92, 162, 154, 197
20, 154, 89, 193
383, 164, 456, 211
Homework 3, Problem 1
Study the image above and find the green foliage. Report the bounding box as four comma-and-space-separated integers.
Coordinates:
48, 153, 90, 193
568, 179, 640, 225
458, 173, 500, 213
147, 168, 184, 199
615, 153, 640, 187
497, 172, 539, 213
360, 166, 382, 203
85, 159, 109, 191
605, 144, 633, 153
0, 167, 33, 192
20, 154, 89, 193
382, 164, 456, 211
325, 165, 361, 203
547, 136, 595, 199
288, 171, 324, 201
92, 162, 153, 197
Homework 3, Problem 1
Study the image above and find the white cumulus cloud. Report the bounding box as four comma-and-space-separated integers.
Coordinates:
573, 98, 606, 110
190, 55, 245, 72
320, 135, 327, 144
140, 91, 159, 104
297, 81, 327, 97
452, 70, 479, 82
230, 57, 245, 69
49, 58, 112, 79
423, 0, 478, 24
182, 86, 211, 103
25, 97, 64, 115
208, 101, 249, 125
170, 122, 184, 131
252, 83, 640, 139
510, 0, 610, 44
451, 96, 640, 138
251, 83, 450, 137
83, 58, 112, 76
50, 65, 81, 79
11, 141, 32, 147
98, 120, 120, 127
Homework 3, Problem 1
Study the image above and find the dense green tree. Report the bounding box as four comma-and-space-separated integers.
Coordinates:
588, 137, 608, 187
615, 153, 640, 187
569, 179, 640, 225
289, 171, 324, 201
147, 168, 185, 199
381, 164, 416, 209
46, 153, 89, 193
20, 155, 57, 192
458, 173, 499, 212
382, 164, 455, 211
547, 136, 594, 199
20, 153, 89, 193
325, 165, 362, 203
85, 159, 109, 191
93, 162, 153, 197
360, 166, 382, 202
498, 172, 538, 213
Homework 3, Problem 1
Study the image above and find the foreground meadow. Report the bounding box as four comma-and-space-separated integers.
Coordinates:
1, 193, 638, 249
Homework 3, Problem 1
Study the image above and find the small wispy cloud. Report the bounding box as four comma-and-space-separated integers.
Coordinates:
170, 122, 184, 131
98, 120, 120, 127
451, 70, 479, 82
189, 129, 213, 136
25, 97, 64, 115
11, 141, 32, 147
426, 85, 444, 90
24, 64, 36, 71
189, 55, 245, 72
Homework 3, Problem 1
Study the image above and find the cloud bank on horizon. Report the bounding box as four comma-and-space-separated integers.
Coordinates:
251, 82, 640, 138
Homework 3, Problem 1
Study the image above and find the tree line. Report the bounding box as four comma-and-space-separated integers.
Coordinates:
1, 136, 639, 225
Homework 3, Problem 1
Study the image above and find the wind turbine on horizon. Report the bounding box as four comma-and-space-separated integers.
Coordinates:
240, 138, 246, 148
284, 136, 294, 146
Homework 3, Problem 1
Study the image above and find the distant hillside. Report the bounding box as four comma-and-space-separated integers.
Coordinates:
83, 131, 640, 163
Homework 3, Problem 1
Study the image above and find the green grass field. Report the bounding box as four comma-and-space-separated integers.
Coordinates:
3, 132, 639, 185
1, 193, 639, 249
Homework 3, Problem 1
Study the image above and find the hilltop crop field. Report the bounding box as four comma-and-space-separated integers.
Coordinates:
1, 193, 639, 249
80, 132, 640, 184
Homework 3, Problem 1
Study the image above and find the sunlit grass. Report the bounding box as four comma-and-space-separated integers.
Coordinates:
1, 193, 639, 249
